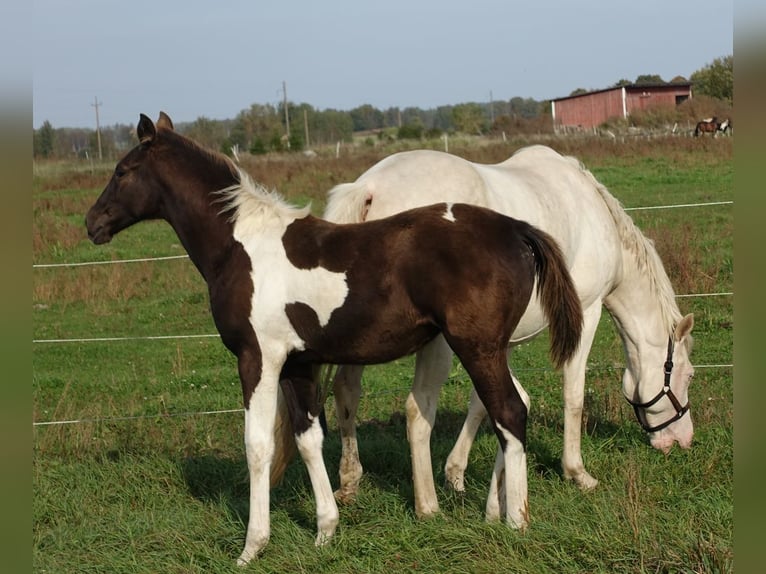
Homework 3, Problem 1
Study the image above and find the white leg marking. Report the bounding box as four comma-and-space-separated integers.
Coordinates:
238, 372, 279, 566
485, 446, 504, 522
295, 416, 339, 547
491, 423, 529, 530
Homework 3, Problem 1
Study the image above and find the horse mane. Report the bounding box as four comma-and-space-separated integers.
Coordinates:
567, 156, 683, 335
215, 167, 311, 229
157, 129, 311, 228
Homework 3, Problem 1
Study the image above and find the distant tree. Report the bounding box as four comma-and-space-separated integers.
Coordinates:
690, 55, 733, 104
431, 106, 454, 131
400, 107, 424, 128
397, 123, 423, 140
569, 88, 588, 96
509, 97, 542, 119
288, 132, 304, 152
182, 116, 228, 150
249, 136, 267, 155
231, 103, 282, 150
382, 107, 402, 128
612, 78, 632, 87
670, 75, 689, 84
452, 103, 487, 134
634, 74, 665, 85
312, 109, 353, 143
349, 104, 384, 132
34, 120, 55, 158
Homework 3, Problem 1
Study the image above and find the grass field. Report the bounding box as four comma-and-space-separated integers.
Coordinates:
32, 135, 733, 573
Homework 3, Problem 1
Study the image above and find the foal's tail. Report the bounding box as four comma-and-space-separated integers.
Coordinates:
521, 225, 583, 370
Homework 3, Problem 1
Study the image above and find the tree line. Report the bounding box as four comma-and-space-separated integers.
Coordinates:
33, 56, 732, 160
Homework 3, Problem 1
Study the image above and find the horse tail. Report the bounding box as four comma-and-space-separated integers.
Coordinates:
694, 123, 700, 137
521, 224, 583, 370
270, 384, 297, 487
324, 181, 372, 223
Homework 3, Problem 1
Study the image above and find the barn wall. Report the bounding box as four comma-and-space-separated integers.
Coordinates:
553, 84, 692, 131
625, 86, 690, 113
553, 89, 625, 129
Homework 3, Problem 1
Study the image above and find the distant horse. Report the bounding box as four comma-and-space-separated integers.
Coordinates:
717, 118, 732, 136
694, 117, 720, 137
85, 114, 583, 564
305, 147, 696, 514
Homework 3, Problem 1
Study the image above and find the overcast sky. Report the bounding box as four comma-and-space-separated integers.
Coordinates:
32, 0, 735, 129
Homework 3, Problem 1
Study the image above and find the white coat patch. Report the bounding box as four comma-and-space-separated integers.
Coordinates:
219, 170, 349, 359
442, 203, 457, 222
241, 230, 348, 355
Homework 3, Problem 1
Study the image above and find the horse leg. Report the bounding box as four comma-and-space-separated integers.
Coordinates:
486, 369, 530, 524
332, 364, 365, 503
406, 335, 453, 518
237, 349, 281, 566
444, 386, 487, 492
561, 302, 602, 491
444, 346, 526, 492
451, 344, 530, 530
280, 361, 339, 548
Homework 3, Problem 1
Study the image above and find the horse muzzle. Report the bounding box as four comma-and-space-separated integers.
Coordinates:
85, 213, 113, 245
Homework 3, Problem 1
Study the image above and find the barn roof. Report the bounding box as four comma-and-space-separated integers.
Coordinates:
552, 82, 692, 102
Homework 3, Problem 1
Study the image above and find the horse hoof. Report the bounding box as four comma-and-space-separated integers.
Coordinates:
333, 488, 357, 504
315, 530, 334, 547
573, 472, 599, 492
444, 471, 466, 493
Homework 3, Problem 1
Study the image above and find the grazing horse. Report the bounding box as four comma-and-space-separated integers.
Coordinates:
302, 147, 695, 513
694, 117, 720, 137
717, 118, 732, 135
85, 113, 583, 564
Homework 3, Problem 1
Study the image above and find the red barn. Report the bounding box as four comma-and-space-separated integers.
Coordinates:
551, 83, 692, 131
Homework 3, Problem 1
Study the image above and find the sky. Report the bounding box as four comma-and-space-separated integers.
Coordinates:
31, 0, 736, 130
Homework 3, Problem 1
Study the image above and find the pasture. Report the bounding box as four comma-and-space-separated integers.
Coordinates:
33, 136, 733, 573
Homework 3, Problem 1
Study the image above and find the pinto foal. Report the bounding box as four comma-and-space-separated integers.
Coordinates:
85, 113, 583, 564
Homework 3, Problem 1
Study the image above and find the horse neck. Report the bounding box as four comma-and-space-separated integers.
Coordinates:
595, 183, 681, 373
154, 149, 241, 281
604, 242, 681, 375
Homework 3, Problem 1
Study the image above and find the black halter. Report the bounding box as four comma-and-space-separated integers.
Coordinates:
625, 338, 689, 433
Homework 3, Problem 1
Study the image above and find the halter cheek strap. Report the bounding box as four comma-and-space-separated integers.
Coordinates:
625, 338, 690, 434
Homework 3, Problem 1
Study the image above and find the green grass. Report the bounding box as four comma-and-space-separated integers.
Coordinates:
32, 136, 733, 573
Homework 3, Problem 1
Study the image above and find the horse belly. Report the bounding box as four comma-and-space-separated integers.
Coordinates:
509, 299, 548, 343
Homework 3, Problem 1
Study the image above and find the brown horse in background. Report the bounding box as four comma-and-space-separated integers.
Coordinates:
694, 117, 720, 137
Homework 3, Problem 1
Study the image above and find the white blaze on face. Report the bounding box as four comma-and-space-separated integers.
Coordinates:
442, 202, 457, 222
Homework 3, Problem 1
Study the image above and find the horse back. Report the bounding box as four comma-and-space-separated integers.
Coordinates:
281, 204, 539, 363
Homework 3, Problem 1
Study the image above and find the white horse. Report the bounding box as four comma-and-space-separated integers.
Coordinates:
321, 146, 695, 516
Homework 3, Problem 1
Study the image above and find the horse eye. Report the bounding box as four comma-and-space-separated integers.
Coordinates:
115, 167, 126, 179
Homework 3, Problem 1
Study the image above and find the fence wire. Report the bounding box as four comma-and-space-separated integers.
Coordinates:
33, 198, 733, 428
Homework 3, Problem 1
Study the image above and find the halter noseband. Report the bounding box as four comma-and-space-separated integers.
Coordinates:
625, 338, 689, 433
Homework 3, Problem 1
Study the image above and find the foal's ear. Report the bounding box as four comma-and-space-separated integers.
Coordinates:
157, 111, 174, 131
137, 113, 156, 144
674, 313, 694, 342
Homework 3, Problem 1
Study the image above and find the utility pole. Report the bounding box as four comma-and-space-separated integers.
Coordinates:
303, 107, 310, 148
91, 96, 103, 160
282, 81, 291, 149
489, 90, 495, 124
